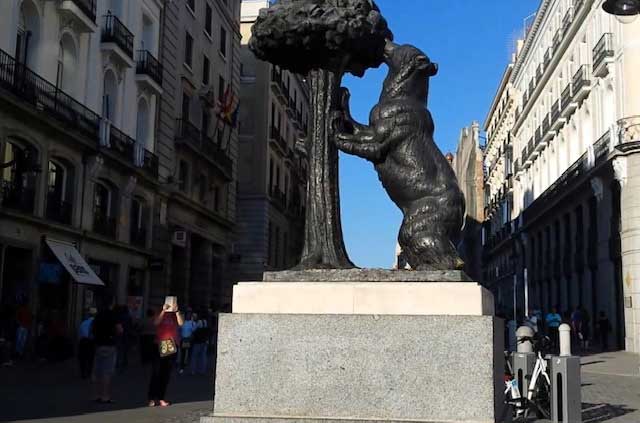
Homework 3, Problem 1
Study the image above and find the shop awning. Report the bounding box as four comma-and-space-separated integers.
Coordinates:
45, 239, 105, 286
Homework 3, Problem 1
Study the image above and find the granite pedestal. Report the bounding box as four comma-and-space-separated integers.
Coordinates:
203, 271, 504, 423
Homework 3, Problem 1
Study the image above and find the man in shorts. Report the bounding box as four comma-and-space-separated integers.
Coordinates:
92, 295, 122, 403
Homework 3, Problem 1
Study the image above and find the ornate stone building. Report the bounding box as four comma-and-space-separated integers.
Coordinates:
0, 0, 165, 328
451, 122, 485, 280
157, 0, 241, 311
482, 0, 640, 352
233, 0, 309, 281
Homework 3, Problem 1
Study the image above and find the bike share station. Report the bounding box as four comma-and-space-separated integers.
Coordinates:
508, 324, 582, 422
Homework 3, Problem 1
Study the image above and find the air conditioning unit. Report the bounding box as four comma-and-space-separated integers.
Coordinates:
172, 230, 187, 247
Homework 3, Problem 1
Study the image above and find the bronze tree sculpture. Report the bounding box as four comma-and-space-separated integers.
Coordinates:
250, 0, 393, 270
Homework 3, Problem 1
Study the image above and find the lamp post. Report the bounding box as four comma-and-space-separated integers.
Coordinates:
603, 0, 640, 24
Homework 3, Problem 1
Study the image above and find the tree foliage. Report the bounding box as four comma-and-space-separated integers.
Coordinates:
249, 0, 393, 76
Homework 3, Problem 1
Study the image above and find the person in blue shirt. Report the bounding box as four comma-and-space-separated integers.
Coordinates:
78, 308, 96, 379
545, 306, 562, 352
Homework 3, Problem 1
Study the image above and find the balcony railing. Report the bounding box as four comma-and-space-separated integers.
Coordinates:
136, 50, 162, 86
101, 14, 134, 59
594, 131, 611, 161
46, 193, 73, 225
69, 0, 97, 23
536, 64, 544, 81
560, 83, 573, 113
0, 48, 100, 140
1, 181, 35, 214
544, 48, 553, 69
109, 125, 135, 163
270, 125, 287, 151
93, 211, 117, 238
130, 226, 147, 248
175, 119, 232, 178
551, 99, 561, 123
618, 115, 640, 144
269, 186, 287, 210
553, 28, 563, 53
142, 148, 159, 178
562, 8, 573, 36
593, 33, 614, 75
572, 65, 590, 97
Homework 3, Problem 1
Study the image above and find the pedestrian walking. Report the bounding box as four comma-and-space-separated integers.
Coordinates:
148, 299, 183, 407
92, 295, 123, 404
77, 308, 96, 379
571, 306, 583, 352
190, 313, 210, 375
178, 311, 196, 374
596, 311, 611, 351
115, 304, 132, 372
15, 298, 32, 359
545, 306, 562, 352
139, 308, 156, 365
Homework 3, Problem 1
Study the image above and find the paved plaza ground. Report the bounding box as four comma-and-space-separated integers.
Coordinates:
0, 351, 638, 423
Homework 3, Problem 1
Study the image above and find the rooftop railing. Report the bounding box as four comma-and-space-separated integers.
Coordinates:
101, 14, 134, 59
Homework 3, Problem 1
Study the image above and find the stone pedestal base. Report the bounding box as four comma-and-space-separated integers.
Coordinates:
204, 274, 504, 423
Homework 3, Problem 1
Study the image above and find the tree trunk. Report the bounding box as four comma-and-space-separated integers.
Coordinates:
297, 69, 354, 269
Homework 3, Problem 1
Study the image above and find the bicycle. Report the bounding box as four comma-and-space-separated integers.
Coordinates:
503, 335, 552, 422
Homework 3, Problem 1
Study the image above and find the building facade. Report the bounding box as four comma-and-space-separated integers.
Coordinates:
482, 0, 640, 352
157, 0, 241, 311
451, 122, 485, 280
0, 0, 164, 330
233, 0, 309, 282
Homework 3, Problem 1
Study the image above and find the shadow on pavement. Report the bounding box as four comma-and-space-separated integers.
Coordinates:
582, 402, 636, 423
0, 358, 213, 422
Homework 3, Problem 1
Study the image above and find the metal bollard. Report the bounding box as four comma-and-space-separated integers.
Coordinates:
550, 355, 582, 423
559, 323, 571, 357
516, 326, 534, 353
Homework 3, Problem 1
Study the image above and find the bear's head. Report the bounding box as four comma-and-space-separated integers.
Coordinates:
381, 41, 437, 102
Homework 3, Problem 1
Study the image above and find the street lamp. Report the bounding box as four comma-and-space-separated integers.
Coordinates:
603, 0, 640, 24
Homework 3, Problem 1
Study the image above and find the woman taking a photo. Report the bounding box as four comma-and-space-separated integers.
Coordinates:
148, 299, 183, 407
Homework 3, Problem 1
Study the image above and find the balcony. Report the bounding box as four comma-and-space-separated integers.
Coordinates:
58, 0, 97, 32
593, 131, 611, 161
0, 48, 101, 141
108, 125, 135, 162
141, 148, 159, 178
135, 50, 163, 94
93, 211, 117, 238
101, 14, 134, 67
287, 97, 296, 119
46, 193, 73, 225
562, 8, 573, 36
534, 125, 545, 152
550, 98, 566, 131
542, 113, 556, 143
553, 28, 562, 54
560, 82, 577, 118
536, 64, 544, 82
130, 226, 147, 249
618, 115, 640, 145
593, 33, 614, 78
175, 120, 233, 180
269, 125, 288, 153
572, 65, 591, 103
544, 48, 553, 69
1, 182, 35, 214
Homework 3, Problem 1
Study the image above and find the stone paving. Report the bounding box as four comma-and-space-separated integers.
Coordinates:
0, 351, 638, 423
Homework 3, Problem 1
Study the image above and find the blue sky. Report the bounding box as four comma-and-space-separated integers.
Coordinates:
339, 0, 539, 268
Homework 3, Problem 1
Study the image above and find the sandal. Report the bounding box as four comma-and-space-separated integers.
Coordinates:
148, 400, 157, 407
158, 400, 171, 407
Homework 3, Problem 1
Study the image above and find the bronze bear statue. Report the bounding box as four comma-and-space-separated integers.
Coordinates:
334, 40, 465, 271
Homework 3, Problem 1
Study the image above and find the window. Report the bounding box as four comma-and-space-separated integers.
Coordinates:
202, 55, 210, 85
198, 174, 207, 202
93, 182, 117, 238
56, 42, 64, 88
46, 160, 74, 224
1, 140, 37, 214
102, 70, 119, 121
182, 93, 190, 121
205, 4, 212, 36
271, 103, 275, 128
186, 0, 195, 14
213, 185, 220, 211
218, 75, 225, 101
178, 160, 189, 191
268, 158, 274, 192
275, 165, 281, 190
130, 197, 147, 248
185, 32, 193, 67
219, 27, 227, 57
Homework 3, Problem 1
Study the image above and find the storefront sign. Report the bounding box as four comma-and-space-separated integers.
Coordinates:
45, 239, 104, 286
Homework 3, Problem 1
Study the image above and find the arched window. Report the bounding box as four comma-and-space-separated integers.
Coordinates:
93, 181, 118, 238
1, 139, 38, 214
56, 34, 78, 96
46, 159, 74, 224
102, 70, 119, 122
130, 196, 148, 248
16, 1, 40, 68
